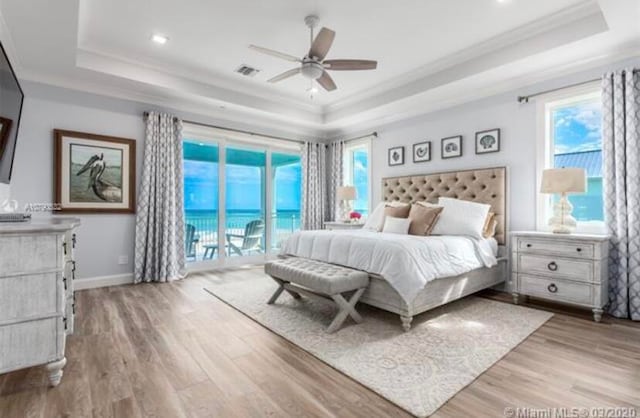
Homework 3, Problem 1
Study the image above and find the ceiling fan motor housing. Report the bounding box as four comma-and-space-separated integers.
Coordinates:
301, 61, 324, 80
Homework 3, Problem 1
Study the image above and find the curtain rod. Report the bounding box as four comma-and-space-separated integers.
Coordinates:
142, 112, 305, 144
345, 132, 378, 142
517, 69, 639, 104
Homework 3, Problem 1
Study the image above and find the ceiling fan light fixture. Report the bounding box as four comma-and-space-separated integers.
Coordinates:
151, 34, 169, 45
300, 61, 324, 80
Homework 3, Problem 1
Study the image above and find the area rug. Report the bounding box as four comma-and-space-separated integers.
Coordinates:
204, 274, 553, 417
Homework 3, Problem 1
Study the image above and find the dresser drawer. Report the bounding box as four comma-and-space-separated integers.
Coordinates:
517, 237, 594, 259
519, 274, 593, 306
0, 272, 63, 322
0, 234, 62, 274
0, 317, 61, 372
518, 254, 594, 283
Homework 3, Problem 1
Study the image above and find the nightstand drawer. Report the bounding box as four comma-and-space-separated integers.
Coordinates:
517, 237, 594, 259
519, 274, 592, 306
518, 254, 594, 283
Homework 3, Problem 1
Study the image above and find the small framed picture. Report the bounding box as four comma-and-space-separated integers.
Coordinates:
388, 146, 405, 166
441, 136, 462, 159
475, 129, 500, 154
412, 141, 431, 163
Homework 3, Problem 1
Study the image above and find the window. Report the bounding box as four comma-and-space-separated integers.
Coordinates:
537, 84, 604, 233
343, 139, 372, 217
182, 124, 301, 264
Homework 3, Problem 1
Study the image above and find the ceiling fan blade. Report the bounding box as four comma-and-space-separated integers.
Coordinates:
324, 59, 377, 71
268, 68, 301, 83
308, 27, 335, 61
249, 45, 301, 63
317, 71, 337, 91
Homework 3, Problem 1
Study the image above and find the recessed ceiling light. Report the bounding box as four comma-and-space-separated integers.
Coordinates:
151, 34, 169, 45
308, 86, 319, 94
496, 0, 511, 3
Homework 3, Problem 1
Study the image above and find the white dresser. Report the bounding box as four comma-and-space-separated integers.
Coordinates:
511, 231, 609, 322
0, 217, 80, 386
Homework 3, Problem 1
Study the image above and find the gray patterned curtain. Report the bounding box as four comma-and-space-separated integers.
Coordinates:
134, 112, 187, 283
301, 142, 326, 230
602, 69, 640, 320
327, 141, 344, 222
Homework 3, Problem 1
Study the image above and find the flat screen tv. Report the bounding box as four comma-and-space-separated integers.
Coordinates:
0, 41, 24, 184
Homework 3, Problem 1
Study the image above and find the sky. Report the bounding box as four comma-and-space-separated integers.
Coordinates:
553, 99, 602, 154
352, 150, 369, 214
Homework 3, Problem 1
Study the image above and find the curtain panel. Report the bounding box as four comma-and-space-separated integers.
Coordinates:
602, 69, 640, 320
327, 140, 345, 222
301, 142, 327, 230
134, 112, 187, 283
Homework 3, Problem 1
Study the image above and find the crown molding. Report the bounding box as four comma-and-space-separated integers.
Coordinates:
19, 69, 326, 140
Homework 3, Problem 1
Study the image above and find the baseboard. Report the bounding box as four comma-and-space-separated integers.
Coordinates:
74, 273, 134, 290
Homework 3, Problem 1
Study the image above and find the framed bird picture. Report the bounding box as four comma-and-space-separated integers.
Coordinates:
54, 129, 136, 213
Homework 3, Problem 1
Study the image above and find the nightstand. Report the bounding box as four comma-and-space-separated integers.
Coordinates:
324, 221, 364, 230
511, 231, 609, 322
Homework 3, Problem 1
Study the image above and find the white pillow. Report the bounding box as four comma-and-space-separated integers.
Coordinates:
363, 201, 409, 231
382, 216, 411, 235
430, 197, 490, 239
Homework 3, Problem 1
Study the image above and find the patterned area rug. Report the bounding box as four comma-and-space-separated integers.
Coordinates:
204, 275, 553, 417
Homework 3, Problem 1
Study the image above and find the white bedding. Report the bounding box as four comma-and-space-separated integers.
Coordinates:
280, 229, 498, 305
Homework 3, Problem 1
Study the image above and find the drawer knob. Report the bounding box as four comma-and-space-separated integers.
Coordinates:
547, 283, 558, 293
576, 248, 582, 252
547, 261, 558, 271
526, 243, 532, 248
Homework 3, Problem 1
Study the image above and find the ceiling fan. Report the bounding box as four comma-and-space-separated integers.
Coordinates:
249, 15, 377, 92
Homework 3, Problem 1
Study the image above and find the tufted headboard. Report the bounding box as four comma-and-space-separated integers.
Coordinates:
382, 167, 507, 244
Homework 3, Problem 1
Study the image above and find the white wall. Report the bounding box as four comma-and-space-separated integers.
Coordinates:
372, 96, 536, 231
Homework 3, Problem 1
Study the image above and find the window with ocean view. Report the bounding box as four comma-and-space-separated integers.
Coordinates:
183, 134, 301, 262
539, 86, 604, 233
344, 140, 371, 217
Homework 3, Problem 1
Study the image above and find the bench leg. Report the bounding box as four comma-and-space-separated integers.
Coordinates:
327, 288, 365, 333
400, 315, 413, 332
267, 277, 301, 304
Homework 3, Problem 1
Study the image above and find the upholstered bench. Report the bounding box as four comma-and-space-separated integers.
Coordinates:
264, 257, 369, 333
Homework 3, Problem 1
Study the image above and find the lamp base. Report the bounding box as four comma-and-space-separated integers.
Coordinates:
548, 194, 577, 234
339, 201, 352, 222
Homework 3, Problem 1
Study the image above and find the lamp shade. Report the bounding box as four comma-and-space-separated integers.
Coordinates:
336, 186, 356, 200
540, 168, 586, 194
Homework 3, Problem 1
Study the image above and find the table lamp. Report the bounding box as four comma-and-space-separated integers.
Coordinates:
540, 167, 586, 234
336, 186, 356, 222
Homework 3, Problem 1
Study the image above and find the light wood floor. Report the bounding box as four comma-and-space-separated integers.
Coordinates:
1, 266, 639, 418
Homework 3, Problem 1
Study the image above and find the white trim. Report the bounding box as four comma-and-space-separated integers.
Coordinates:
74, 273, 134, 290
535, 81, 605, 234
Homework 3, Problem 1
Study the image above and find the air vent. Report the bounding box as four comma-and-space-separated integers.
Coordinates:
235, 64, 260, 77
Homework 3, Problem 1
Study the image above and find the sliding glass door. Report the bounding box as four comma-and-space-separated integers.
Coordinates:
271, 152, 301, 250
183, 140, 219, 262
225, 146, 266, 258
182, 130, 301, 266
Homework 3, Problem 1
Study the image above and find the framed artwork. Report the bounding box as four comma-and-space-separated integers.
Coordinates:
475, 128, 500, 154
54, 129, 136, 213
441, 135, 462, 159
388, 146, 405, 166
412, 141, 431, 163
0, 116, 12, 160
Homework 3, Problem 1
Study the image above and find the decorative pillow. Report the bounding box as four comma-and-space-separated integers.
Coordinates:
363, 202, 409, 231
482, 212, 498, 238
382, 216, 411, 235
408, 204, 444, 236
431, 197, 491, 239
384, 204, 411, 219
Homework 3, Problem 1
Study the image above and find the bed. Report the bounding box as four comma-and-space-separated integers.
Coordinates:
283, 167, 508, 330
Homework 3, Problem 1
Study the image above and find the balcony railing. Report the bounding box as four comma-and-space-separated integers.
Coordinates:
185, 211, 300, 260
